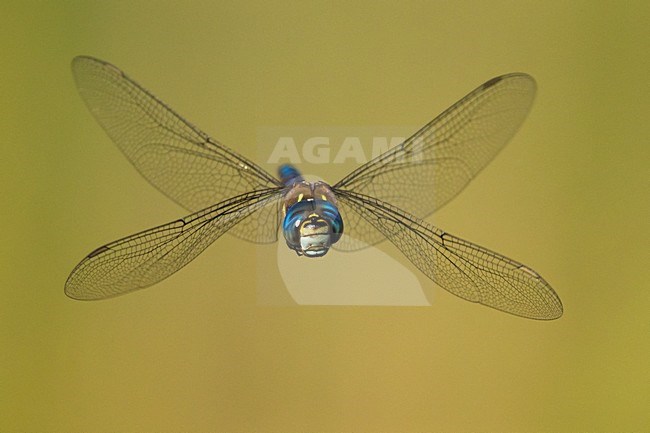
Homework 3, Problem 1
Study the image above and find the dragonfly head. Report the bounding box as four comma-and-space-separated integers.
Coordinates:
282, 199, 344, 258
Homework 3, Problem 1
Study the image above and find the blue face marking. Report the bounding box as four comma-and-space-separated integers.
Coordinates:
282, 199, 344, 257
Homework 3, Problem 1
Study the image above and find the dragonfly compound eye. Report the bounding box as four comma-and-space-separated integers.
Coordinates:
282, 200, 344, 257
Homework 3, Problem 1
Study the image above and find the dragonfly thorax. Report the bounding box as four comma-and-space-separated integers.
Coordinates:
281, 180, 344, 258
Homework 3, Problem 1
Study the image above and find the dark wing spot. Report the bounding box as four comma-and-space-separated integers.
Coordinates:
88, 245, 110, 258
483, 76, 503, 89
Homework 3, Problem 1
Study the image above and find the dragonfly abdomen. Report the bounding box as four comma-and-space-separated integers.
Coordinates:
279, 164, 303, 186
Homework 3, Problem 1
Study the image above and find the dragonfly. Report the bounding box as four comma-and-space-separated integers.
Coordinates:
65, 56, 563, 320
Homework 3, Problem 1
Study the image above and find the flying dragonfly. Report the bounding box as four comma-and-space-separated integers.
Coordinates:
65, 56, 563, 320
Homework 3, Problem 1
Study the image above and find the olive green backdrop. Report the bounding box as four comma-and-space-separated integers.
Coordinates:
1, 1, 648, 432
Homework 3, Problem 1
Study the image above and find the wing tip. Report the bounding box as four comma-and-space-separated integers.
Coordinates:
481, 72, 537, 91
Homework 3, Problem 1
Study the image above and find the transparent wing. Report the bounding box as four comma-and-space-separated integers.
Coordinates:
65, 189, 282, 300
334, 74, 536, 250
336, 191, 562, 320
71, 56, 282, 243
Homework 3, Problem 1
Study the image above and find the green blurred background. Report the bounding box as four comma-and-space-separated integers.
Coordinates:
1, 1, 648, 431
